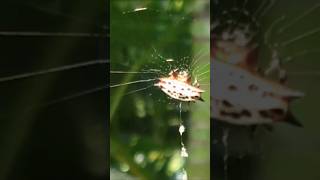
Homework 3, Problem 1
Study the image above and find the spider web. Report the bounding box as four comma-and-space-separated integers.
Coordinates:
110, 1, 210, 179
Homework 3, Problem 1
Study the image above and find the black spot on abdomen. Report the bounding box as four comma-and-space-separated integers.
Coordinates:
222, 100, 233, 107
270, 108, 284, 115
220, 109, 252, 119
241, 110, 251, 117
228, 85, 237, 91
248, 84, 258, 91
259, 110, 272, 118
220, 110, 241, 119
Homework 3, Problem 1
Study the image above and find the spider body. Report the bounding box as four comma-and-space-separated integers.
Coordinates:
211, 21, 303, 126
154, 69, 205, 102
211, 60, 304, 126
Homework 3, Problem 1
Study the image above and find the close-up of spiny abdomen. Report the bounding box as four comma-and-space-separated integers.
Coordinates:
211, 0, 320, 180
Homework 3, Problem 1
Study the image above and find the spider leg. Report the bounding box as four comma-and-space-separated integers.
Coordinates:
264, 50, 288, 84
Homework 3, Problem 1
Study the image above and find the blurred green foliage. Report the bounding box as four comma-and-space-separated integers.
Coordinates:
110, 0, 210, 179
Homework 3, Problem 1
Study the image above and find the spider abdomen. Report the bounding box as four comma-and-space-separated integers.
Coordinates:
155, 78, 205, 102
211, 60, 304, 126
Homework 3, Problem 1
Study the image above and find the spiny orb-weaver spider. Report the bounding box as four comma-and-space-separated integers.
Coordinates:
154, 68, 205, 102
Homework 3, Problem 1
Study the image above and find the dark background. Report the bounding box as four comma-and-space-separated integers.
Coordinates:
0, 0, 107, 179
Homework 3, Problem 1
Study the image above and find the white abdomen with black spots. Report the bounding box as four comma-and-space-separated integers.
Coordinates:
155, 78, 205, 102
211, 60, 304, 125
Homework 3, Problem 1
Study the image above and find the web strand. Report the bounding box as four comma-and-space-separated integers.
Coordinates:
124, 84, 154, 95
0, 31, 107, 38
110, 70, 159, 74
0, 60, 108, 83
110, 78, 157, 88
